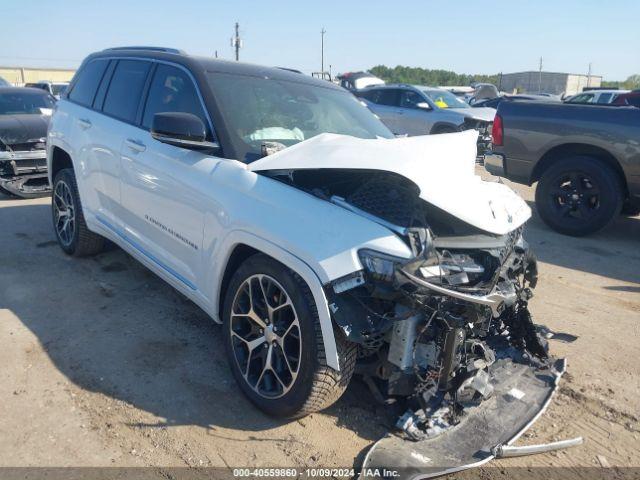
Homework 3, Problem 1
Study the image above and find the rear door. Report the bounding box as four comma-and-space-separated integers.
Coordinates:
64, 58, 115, 220
90, 59, 152, 228
362, 88, 401, 133
118, 62, 217, 291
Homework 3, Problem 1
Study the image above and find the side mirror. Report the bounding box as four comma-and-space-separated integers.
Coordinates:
151, 112, 219, 150
416, 102, 432, 110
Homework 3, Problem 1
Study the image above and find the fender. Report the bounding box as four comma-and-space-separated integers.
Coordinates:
210, 229, 341, 371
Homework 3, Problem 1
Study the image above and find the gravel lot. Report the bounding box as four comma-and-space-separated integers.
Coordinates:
1, 170, 638, 477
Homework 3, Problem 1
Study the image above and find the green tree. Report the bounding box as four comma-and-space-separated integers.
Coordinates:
369, 65, 499, 87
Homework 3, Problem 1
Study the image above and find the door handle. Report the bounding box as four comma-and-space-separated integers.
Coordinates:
78, 118, 92, 129
125, 138, 146, 153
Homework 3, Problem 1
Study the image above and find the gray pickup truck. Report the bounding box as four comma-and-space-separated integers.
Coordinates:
485, 101, 640, 235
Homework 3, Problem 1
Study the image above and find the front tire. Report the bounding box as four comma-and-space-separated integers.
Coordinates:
535, 156, 623, 236
52, 168, 105, 256
223, 254, 356, 418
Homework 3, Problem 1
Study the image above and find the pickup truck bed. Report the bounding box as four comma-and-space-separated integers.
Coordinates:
485, 101, 640, 235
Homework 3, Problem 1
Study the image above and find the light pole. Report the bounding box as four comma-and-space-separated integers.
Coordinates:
321, 27, 326, 77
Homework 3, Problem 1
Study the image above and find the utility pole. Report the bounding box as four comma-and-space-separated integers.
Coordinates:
538, 56, 543, 93
231, 22, 242, 61
321, 27, 326, 78
587, 62, 592, 87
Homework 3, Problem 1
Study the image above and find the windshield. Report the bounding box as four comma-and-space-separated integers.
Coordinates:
422, 89, 469, 109
0, 91, 55, 115
207, 72, 394, 161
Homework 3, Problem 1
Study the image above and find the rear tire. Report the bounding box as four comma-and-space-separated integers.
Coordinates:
535, 156, 623, 236
52, 168, 105, 256
223, 254, 356, 418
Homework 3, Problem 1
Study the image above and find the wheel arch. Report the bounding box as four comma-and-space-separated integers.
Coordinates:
429, 122, 460, 134
49, 146, 74, 185
531, 143, 628, 197
212, 232, 341, 371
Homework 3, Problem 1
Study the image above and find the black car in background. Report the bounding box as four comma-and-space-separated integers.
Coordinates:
0, 87, 55, 198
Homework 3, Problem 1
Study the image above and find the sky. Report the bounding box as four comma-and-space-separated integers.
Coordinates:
1, 0, 639, 81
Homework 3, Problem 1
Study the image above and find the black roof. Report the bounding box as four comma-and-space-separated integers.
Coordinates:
87, 47, 341, 91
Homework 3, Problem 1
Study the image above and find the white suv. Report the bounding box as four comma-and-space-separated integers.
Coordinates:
48, 47, 565, 471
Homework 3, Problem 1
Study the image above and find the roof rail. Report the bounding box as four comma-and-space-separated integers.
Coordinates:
103, 46, 185, 55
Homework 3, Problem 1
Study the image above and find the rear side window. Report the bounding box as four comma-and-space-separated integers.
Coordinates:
357, 89, 380, 103
142, 64, 210, 136
377, 89, 400, 107
103, 60, 151, 123
596, 93, 612, 104
68, 59, 109, 106
627, 96, 640, 107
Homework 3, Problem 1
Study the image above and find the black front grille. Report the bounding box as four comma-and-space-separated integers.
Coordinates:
9, 141, 46, 152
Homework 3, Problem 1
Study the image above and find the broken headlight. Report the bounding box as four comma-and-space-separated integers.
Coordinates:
419, 250, 486, 286
358, 249, 406, 282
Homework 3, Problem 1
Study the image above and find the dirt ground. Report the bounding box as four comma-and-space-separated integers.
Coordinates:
1, 170, 639, 477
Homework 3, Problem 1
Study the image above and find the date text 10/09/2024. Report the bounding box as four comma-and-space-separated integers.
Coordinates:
232, 468, 400, 478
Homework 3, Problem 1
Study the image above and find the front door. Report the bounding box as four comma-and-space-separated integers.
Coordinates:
396, 90, 434, 136
118, 63, 217, 292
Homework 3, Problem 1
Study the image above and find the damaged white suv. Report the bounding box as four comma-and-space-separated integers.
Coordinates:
48, 48, 573, 474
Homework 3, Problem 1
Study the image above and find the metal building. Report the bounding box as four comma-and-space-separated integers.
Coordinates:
498, 71, 602, 96
0, 66, 76, 86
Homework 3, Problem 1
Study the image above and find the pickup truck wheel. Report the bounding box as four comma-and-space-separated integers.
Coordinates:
223, 254, 356, 418
535, 156, 623, 236
52, 168, 105, 256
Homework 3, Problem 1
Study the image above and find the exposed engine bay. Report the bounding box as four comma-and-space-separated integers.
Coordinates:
260, 167, 576, 474
250, 132, 579, 475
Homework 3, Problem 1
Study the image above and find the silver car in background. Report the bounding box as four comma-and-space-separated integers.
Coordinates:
355, 84, 496, 156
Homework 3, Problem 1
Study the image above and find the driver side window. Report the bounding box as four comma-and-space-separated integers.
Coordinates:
400, 90, 423, 109
142, 64, 211, 139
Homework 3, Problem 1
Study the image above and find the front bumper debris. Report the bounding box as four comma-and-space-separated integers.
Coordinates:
0, 149, 51, 198
493, 436, 583, 458
0, 172, 50, 197
399, 268, 516, 316
361, 358, 571, 479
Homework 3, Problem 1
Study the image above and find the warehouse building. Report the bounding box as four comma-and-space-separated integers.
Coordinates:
0, 66, 75, 86
498, 71, 602, 96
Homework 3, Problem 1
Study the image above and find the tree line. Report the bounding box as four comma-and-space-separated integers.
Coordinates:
369, 65, 499, 87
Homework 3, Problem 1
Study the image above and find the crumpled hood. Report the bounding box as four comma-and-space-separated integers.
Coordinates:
0, 114, 49, 146
248, 130, 531, 235
460, 106, 496, 122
